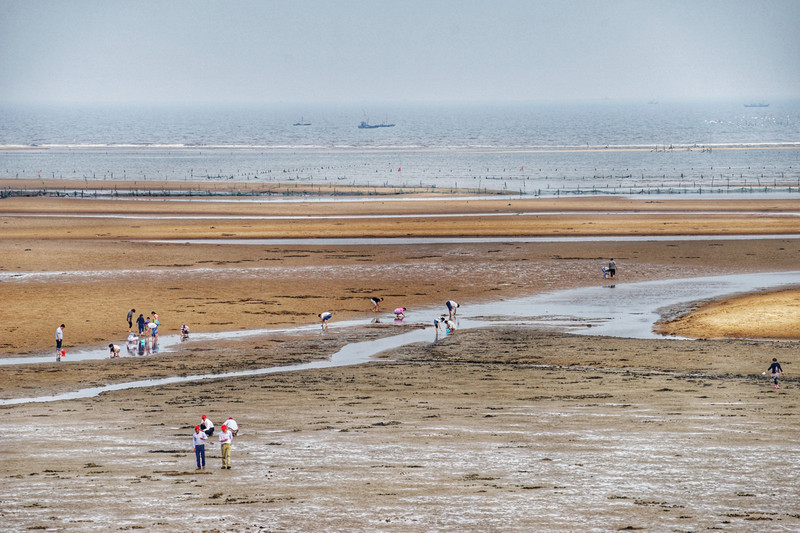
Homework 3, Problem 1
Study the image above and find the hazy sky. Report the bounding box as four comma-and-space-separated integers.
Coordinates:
1, 0, 798, 104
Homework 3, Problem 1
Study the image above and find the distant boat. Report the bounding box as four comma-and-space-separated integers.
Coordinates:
744, 103, 769, 108
293, 117, 311, 126
358, 118, 395, 129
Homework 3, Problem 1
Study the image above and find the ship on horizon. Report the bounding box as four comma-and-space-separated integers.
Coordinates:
744, 103, 769, 108
358, 120, 395, 129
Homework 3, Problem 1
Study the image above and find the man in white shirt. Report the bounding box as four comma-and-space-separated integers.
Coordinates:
56, 324, 65, 361
225, 417, 239, 436
192, 426, 207, 470
201, 414, 214, 436
219, 424, 233, 469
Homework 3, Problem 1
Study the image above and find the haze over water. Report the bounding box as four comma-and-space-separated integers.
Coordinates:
1, 100, 798, 197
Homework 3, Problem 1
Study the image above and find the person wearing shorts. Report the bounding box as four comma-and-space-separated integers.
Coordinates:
319, 312, 332, 331
55, 324, 65, 361
446, 300, 459, 319
767, 358, 784, 389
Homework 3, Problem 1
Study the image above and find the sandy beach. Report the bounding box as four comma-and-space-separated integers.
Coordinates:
1, 182, 798, 531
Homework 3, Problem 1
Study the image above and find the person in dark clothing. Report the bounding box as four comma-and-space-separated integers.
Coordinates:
766, 358, 784, 389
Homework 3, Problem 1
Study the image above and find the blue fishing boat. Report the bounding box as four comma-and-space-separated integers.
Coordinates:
358, 117, 395, 129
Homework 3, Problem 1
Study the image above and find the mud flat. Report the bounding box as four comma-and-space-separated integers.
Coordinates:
1, 329, 798, 531
0, 186, 799, 531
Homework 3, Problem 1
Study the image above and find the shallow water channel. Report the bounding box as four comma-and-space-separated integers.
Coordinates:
3, 270, 798, 405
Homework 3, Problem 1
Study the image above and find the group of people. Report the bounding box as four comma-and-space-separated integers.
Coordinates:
601, 258, 617, 279
192, 414, 240, 470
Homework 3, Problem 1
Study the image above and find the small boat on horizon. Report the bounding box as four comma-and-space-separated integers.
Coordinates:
293, 117, 311, 126
358, 115, 395, 129
744, 103, 769, 108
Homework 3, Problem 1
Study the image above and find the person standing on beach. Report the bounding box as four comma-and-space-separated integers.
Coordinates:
219, 424, 233, 469
319, 312, 332, 331
370, 297, 384, 312
765, 358, 784, 389
55, 324, 65, 362
608, 259, 616, 278
446, 300, 459, 320
136, 313, 146, 335
192, 425, 207, 470
126, 308, 136, 329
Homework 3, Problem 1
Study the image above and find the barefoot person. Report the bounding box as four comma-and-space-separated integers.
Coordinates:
108, 344, 120, 358
765, 358, 784, 389
126, 308, 136, 329
446, 300, 459, 319
394, 307, 406, 320
219, 424, 233, 469
370, 297, 384, 312
319, 311, 332, 331
192, 425, 207, 470
55, 324, 65, 362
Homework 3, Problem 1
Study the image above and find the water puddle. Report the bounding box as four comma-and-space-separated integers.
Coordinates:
3, 270, 798, 405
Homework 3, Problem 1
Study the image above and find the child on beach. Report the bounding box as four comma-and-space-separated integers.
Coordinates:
370, 297, 384, 312
108, 344, 120, 358
319, 312, 332, 331
394, 307, 406, 320
765, 358, 784, 389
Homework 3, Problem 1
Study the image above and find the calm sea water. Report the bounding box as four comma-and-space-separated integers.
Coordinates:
1, 101, 799, 196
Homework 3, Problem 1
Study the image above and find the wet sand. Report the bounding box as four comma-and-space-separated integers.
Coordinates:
1, 184, 799, 531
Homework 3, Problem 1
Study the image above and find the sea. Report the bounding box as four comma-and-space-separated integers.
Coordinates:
1, 100, 799, 197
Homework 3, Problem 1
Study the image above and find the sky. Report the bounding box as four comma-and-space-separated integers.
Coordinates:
1, 0, 798, 105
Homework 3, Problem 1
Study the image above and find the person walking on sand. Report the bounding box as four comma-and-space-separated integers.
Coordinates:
200, 414, 214, 437
55, 324, 65, 362
765, 358, 784, 389
136, 313, 146, 335
446, 300, 459, 320
319, 312, 332, 331
126, 308, 136, 329
192, 425, 207, 470
608, 259, 616, 279
219, 424, 233, 469
370, 297, 384, 312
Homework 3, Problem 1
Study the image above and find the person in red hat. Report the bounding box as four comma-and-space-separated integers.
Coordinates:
219, 424, 233, 469
225, 416, 239, 437
192, 425, 207, 470
200, 414, 214, 436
